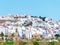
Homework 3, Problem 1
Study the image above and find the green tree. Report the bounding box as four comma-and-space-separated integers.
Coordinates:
0, 32, 4, 40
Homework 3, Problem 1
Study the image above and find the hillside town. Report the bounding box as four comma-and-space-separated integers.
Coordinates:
0, 14, 60, 42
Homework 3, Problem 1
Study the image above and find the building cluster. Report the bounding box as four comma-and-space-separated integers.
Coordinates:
0, 14, 60, 41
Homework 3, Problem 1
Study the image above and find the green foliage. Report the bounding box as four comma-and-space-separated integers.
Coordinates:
22, 42, 27, 45
5, 38, 13, 42
11, 33, 14, 37
1, 40, 60, 45
55, 42, 60, 45
5, 35, 8, 37
4, 41, 14, 45
48, 42, 55, 45
0, 32, 4, 37
36, 39, 40, 41
33, 41, 39, 45
0, 32, 4, 40
55, 34, 60, 39
4, 39, 14, 45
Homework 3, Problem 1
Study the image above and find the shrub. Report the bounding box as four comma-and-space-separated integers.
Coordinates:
22, 42, 27, 45
4, 41, 13, 45
55, 42, 60, 45
33, 41, 39, 45
48, 42, 55, 45
55, 34, 60, 39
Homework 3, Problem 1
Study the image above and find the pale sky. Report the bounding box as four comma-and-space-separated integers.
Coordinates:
0, 0, 60, 20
